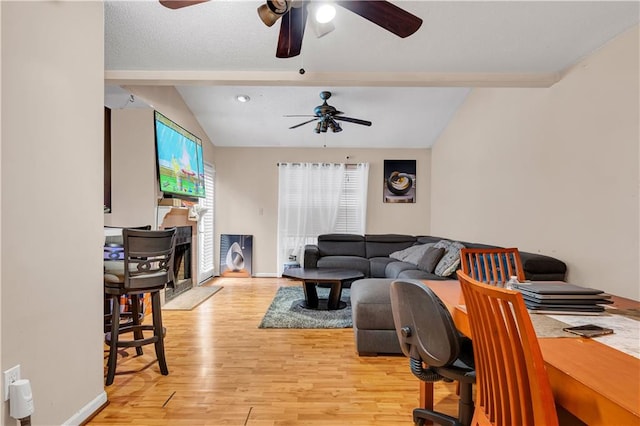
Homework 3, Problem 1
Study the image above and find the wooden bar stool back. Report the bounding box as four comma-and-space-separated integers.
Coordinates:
103, 225, 151, 333
104, 228, 176, 386
457, 271, 558, 426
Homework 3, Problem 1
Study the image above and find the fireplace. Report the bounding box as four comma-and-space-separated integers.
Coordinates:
157, 207, 199, 305
164, 225, 193, 302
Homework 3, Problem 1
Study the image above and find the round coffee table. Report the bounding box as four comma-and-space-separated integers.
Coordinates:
281, 268, 364, 310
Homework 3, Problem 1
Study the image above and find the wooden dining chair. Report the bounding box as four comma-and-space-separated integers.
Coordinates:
456, 271, 558, 426
459, 248, 525, 285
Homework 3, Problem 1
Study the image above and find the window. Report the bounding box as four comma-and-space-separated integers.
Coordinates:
277, 163, 369, 274
198, 162, 215, 283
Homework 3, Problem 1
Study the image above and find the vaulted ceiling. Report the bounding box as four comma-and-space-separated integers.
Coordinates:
104, 1, 639, 148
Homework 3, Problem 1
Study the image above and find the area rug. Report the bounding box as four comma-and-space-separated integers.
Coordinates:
259, 286, 352, 329
162, 285, 223, 311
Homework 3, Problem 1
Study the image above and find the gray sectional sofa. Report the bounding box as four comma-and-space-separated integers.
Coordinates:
303, 233, 567, 282
303, 233, 567, 356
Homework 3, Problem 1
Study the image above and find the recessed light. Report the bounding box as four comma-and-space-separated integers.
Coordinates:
236, 95, 251, 103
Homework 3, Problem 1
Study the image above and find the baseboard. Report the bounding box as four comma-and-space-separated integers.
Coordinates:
254, 272, 279, 278
63, 391, 108, 426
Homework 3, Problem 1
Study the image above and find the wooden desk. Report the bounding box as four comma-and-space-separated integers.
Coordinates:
420, 280, 640, 426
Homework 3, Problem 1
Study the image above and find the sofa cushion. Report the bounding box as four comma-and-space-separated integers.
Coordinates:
317, 255, 370, 276
369, 257, 396, 278
365, 234, 417, 258
396, 269, 450, 280
433, 240, 466, 277
350, 279, 396, 330
385, 261, 418, 278
417, 246, 446, 273
318, 234, 366, 257
416, 235, 449, 245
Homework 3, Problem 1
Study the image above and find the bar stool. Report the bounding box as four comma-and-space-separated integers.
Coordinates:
103, 225, 151, 334
104, 228, 176, 386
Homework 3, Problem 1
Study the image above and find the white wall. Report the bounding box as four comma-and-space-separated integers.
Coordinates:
431, 26, 639, 299
1, 2, 106, 424
212, 147, 431, 275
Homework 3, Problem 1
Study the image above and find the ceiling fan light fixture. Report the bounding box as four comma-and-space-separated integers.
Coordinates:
314, 4, 336, 24
258, 0, 290, 27
308, 5, 335, 39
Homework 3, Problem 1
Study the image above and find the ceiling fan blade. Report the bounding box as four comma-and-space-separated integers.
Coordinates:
276, 5, 308, 58
289, 118, 318, 129
334, 116, 372, 126
336, 0, 422, 38
159, 0, 208, 10
283, 115, 315, 117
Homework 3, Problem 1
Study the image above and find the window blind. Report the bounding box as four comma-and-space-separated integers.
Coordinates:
198, 162, 215, 282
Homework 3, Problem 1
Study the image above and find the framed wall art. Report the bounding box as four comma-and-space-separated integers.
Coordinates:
220, 234, 253, 277
383, 160, 416, 203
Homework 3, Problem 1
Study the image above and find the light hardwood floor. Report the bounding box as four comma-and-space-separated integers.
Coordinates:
90, 277, 459, 425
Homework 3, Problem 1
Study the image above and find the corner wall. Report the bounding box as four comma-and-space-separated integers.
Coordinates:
431, 26, 639, 299
1, 2, 106, 424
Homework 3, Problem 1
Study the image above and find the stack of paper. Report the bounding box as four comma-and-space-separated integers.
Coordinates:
513, 281, 612, 314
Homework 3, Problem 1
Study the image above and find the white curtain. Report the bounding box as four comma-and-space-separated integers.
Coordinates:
277, 162, 369, 275
277, 163, 345, 274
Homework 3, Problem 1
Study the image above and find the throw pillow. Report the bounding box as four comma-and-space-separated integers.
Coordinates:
434, 240, 466, 277
417, 247, 446, 273
402, 243, 434, 265
389, 244, 433, 265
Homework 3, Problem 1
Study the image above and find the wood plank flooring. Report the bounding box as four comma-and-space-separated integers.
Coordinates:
90, 278, 460, 425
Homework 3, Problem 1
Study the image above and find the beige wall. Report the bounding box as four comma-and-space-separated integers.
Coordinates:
122, 86, 215, 162
213, 147, 431, 276
431, 26, 639, 299
104, 109, 157, 228
1, 2, 106, 424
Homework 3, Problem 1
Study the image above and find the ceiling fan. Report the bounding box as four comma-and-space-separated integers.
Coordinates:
159, 1, 423, 58
286, 91, 372, 133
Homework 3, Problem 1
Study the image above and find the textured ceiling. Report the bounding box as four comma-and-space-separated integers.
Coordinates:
104, 1, 639, 148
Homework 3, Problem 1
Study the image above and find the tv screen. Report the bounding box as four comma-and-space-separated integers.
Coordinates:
154, 111, 205, 199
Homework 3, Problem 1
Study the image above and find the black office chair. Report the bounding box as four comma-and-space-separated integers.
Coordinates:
390, 279, 476, 426
104, 228, 176, 386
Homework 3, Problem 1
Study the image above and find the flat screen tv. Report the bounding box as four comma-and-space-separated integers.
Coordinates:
154, 110, 205, 199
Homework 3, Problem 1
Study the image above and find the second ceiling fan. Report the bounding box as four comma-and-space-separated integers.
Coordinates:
160, 1, 423, 58
287, 91, 372, 133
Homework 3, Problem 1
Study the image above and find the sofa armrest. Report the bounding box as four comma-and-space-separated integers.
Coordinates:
304, 244, 320, 268
520, 251, 567, 280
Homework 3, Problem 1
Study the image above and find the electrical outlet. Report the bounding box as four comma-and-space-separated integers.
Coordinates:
3, 365, 21, 401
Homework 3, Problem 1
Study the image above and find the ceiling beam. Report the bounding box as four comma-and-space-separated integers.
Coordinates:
105, 70, 561, 88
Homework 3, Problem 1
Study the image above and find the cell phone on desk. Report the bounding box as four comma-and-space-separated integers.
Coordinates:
562, 324, 614, 338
